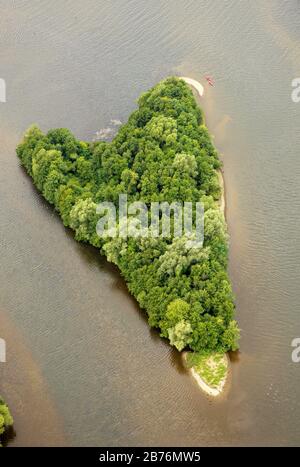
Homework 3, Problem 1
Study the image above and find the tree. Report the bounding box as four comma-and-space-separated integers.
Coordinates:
160, 298, 191, 335
0, 397, 13, 446
70, 198, 98, 243
173, 152, 198, 177
168, 319, 193, 351
222, 320, 240, 351
17, 77, 239, 354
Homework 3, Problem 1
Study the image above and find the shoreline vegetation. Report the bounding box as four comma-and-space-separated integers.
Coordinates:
0, 396, 13, 446
180, 77, 228, 396
16, 77, 239, 399
184, 166, 228, 397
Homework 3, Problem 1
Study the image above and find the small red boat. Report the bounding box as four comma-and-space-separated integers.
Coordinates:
205, 75, 214, 86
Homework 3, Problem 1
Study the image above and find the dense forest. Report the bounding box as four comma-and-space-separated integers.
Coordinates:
17, 77, 239, 353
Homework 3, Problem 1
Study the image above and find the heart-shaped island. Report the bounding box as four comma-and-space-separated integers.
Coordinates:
17, 77, 239, 396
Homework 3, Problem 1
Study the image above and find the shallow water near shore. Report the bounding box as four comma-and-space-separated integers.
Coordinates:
1, 0, 300, 446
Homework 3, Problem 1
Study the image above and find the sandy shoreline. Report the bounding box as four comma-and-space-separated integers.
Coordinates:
180, 76, 229, 397
180, 77, 204, 96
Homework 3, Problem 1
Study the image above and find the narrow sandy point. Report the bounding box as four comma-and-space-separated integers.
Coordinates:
183, 352, 229, 397
179, 77, 204, 97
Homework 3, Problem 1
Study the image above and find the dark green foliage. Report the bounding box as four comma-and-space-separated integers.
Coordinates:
16, 77, 239, 353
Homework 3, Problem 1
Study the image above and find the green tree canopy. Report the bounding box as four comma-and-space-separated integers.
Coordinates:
16, 77, 239, 353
